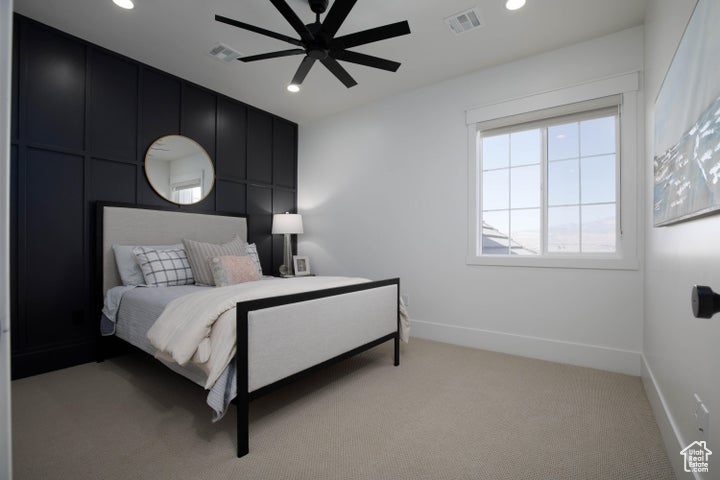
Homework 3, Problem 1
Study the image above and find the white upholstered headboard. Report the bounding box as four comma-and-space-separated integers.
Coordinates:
101, 205, 247, 293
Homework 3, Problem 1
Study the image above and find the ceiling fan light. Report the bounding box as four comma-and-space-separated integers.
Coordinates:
113, 0, 135, 9
505, 0, 526, 10
287, 84, 300, 93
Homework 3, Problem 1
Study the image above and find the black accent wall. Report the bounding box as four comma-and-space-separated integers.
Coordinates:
10, 15, 299, 378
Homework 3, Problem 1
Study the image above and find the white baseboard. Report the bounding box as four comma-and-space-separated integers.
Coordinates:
410, 319, 641, 375
641, 355, 697, 480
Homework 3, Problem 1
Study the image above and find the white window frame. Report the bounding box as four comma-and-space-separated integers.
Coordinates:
171, 178, 202, 204
466, 72, 640, 270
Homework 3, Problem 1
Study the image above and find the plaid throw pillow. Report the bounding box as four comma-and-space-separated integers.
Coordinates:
132, 246, 195, 287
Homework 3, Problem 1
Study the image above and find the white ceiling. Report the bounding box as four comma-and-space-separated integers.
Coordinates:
14, 0, 648, 124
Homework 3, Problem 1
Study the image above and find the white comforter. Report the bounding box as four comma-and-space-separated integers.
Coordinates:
147, 276, 408, 390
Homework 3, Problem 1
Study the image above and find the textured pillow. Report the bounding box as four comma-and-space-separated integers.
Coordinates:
209, 256, 261, 287
133, 246, 194, 287
183, 235, 246, 286
113, 244, 184, 285
244, 243, 263, 277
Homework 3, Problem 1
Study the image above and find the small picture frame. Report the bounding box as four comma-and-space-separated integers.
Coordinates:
293, 255, 311, 276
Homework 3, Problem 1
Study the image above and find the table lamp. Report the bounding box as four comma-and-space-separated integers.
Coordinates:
272, 213, 303, 276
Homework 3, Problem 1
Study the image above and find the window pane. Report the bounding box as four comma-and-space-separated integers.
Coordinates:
548, 159, 579, 206
478, 110, 622, 260
511, 165, 540, 209
510, 208, 540, 255
581, 116, 615, 156
482, 210, 509, 255
548, 206, 580, 253
482, 168, 509, 210
581, 154, 615, 204
582, 204, 616, 252
482, 134, 509, 170
510, 129, 541, 166
548, 122, 578, 161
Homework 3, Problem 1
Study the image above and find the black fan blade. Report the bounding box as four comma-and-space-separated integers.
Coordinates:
291, 56, 317, 85
321, 0, 356, 38
334, 21, 411, 49
333, 50, 401, 72
240, 49, 305, 62
215, 15, 303, 47
320, 57, 357, 88
269, 0, 315, 44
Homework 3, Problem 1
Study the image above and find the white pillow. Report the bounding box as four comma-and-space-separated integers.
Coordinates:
112, 244, 184, 285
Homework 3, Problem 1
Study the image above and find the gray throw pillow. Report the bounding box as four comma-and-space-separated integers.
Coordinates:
183, 235, 246, 286
245, 243, 263, 277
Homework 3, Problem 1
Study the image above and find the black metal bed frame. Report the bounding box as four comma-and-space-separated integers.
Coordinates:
235, 278, 400, 457
96, 202, 400, 459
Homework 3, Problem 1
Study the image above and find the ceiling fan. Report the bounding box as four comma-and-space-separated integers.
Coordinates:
215, 0, 411, 89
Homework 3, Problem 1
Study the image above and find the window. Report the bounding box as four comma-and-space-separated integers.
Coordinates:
480, 109, 618, 256
466, 73, 639, 270
172, 179, 202, 204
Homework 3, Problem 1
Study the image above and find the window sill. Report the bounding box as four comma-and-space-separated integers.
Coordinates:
465, 254, 639, 271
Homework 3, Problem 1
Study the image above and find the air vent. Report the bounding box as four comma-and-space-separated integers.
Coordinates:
445, 7, 483, 35
208, 43, 242, 62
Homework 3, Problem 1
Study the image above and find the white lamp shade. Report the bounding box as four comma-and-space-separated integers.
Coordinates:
272, 213, 304, 234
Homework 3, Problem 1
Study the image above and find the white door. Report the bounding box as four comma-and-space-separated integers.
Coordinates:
0, 0, 14, 478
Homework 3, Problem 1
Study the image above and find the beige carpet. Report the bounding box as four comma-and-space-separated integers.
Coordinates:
12, 339, 674, 480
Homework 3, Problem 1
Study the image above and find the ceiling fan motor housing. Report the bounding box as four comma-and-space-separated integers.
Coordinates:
306, 22, 331, 56
309, 0, 329, 14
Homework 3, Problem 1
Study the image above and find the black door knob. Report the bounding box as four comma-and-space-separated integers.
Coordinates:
691, 285, 720, 318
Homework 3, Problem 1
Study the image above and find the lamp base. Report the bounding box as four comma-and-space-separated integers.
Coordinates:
278, 233, 293, 277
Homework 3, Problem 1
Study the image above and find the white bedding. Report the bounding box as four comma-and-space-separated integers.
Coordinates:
110, 285, 234, 419
147, 276, 407, 390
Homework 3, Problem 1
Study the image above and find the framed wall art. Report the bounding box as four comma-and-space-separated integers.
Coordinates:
654, 0, 720, 226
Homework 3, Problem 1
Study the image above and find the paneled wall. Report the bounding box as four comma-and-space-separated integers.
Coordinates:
10, 15, 298, 378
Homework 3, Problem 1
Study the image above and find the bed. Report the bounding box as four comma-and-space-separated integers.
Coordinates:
96, 202, 402, 458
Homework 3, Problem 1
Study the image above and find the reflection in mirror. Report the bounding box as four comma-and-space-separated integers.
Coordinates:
145, 135, 214, 205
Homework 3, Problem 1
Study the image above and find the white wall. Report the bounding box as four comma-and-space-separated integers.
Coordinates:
169, 153, 212, 195
145, 160, 170, 198
299, 27, 645, 375
0, 0, 13, 477
146, 155, 212, 201
642, 1, 718, 478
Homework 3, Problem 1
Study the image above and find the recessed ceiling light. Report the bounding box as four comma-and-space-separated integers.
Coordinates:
113, 0, 134, 10
505, 0, 526, 11
287, 84, 300, 93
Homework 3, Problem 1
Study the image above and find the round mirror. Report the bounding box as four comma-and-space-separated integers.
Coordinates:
144, 135, 215, 205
